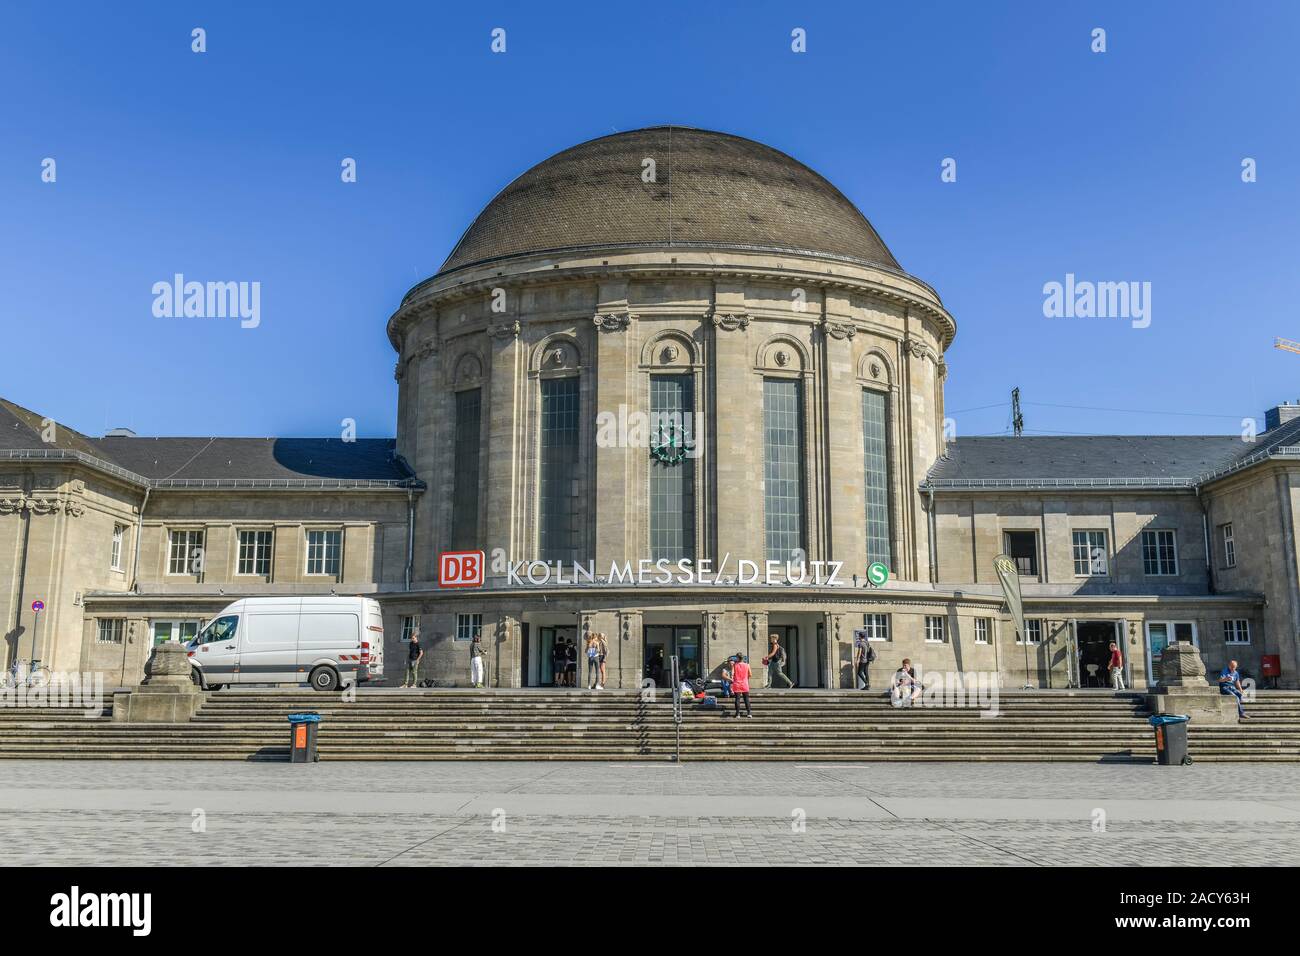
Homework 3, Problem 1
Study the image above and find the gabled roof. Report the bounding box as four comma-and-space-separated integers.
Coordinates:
0, 398, 415, 489
926, 425, 1300, 491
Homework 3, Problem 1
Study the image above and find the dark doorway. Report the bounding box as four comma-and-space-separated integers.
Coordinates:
645, 625, 702, 684
532, 625, 577, 686
1077, 621, 1117, 687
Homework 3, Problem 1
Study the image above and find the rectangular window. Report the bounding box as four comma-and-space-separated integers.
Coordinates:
1071, 530, 1109, 576
1221, 523, 1236, 568
538, 376, 580, 563
455, 613, 482, 643
763, 377, 805, 563
110, 524, 125, 571
1017, 619, 1043, 645
925, 615, 947, 643
305, 529, 342, 576
862, 388, 892, 568
167, 529, 205, 575
451, 388, 482, 550
1142, 529, 1178, 576
401, 615, 420, 642
237, 529, 273, 576
863, 613, 890, 642
96, 619, 124, 644
1003, 530, 1039, 576
649, 374, 696, 561
974, 618, 990, 644
1223, 619, 1250, 645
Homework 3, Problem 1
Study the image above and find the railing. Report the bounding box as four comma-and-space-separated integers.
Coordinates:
669, 655, 682, 763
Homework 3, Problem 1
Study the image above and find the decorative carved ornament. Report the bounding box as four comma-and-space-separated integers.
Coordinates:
710, 310, 750, 332
393, 363, 404, 383
661, 344, 680, 363
905, 336, 938, 363
593, 312, 634, 332
488, 320, 521, 340
0, 496, 84, 517
773, 350, 791, 367
417, 338, 439, 361
821, 319, 856, 341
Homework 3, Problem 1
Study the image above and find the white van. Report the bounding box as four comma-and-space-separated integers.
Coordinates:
185, 597, 385, 691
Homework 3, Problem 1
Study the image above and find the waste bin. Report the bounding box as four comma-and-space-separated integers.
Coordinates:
287, 712, 321, 763
1149, 714, 1191, 766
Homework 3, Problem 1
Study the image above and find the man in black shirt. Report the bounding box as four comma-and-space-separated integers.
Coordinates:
402, 630, 423, 688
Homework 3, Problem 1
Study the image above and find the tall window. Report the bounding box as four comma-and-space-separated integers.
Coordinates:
763, 377, 805, 562
649, 374, 695, 561
451, 388, 482, 550
96, 619, 124, 644
1221, 523, 1236, 568
925, 616, 947, 643
401, 615, 420, 642
306, 529, 342, 576
539, 376, 580, 563
1142, 529, 1178, 576
1072, 530, 1108, 576
110, 524, 125, 571
974, 618, 991, 644
1003, 530, 1039, 576
237, 529, 273, 576
862, 389, 891, 568
167, 529, 204, 575
1018, 619, 1043, 645
863, 613, 890, 641
456, 613, 483, 642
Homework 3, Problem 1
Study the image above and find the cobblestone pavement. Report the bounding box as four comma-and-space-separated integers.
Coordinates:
2, 761, 1297, 866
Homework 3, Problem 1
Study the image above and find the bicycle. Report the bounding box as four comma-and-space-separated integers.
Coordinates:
1, 658, 52, 689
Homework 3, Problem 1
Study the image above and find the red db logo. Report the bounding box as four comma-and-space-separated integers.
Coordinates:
439, 550, 485, 588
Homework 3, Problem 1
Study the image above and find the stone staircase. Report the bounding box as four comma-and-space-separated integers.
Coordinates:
1, 688, 1299, 761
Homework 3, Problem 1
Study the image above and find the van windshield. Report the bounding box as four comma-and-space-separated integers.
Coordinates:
195, 615, 238, 646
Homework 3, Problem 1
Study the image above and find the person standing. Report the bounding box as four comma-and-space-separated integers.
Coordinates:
764, 633, 794, 688
585, 633, 602, 690
469, 631, 486, 688
551, 637, 566, 688
728, 654, 752, 718
854, 631, 876, 690
565, 637, 578, 688
596, 631, 609, 690
1218, 659, 1249, 719
402, 629, 423, 689
1107, 641, 1126, 691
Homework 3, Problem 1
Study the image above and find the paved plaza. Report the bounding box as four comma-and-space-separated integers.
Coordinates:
1, 761, 1298, 866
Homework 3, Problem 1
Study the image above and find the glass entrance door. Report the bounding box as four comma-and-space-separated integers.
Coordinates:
645, 625, 702, 684
1146, 621, 1197, 687
534, 625, 577, 686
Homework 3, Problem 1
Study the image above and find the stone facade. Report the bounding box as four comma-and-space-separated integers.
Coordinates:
2, 127, 1295, 692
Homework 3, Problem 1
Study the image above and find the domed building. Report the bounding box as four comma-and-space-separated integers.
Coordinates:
2, 126, 1295, 692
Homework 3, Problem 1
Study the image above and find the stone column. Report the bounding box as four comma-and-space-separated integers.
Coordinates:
617, 609, 644, 690
710, 288, 763, 566
483, 320, 526, 577
825, 611, 853, 688
593, 285, 637, 568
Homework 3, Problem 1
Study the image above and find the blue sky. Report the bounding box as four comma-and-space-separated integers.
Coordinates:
2, 0, 1297, 439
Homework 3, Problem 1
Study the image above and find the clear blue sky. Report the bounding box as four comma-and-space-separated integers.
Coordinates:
2, 0, 1297, 439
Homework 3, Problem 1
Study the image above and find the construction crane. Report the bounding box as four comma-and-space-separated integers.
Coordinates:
1276, 337, 1300, 355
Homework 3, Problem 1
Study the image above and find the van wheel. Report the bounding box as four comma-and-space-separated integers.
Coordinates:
207, 684, 225, 692
309, 667, 339, 692
190, 669, 205, 690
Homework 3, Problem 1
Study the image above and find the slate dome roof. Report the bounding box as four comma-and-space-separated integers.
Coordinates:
438, 126, 900, 275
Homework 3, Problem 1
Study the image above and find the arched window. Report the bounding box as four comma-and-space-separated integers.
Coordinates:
538, 375, 580, 562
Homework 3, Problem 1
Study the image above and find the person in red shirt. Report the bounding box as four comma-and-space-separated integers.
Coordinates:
727, 654, 752, 718
1108, 642, 1125, 691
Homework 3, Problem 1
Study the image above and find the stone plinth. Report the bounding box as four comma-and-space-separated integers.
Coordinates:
1147, 641, 1238, 725
112, 642, 205, 723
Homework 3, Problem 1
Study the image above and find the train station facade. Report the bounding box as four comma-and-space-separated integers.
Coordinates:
3, 127, 1299, 690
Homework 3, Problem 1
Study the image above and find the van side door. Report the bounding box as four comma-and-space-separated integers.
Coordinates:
297, 610, 362, 686
240, 609, 302, 684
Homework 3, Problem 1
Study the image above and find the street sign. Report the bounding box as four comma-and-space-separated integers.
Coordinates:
866, 562, 889, 587
31, 600, 44, 613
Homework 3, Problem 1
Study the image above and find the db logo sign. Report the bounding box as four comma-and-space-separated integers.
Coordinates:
439, 550, 485, 588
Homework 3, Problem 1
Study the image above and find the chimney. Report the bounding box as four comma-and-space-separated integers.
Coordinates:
1264, 402, 1300, 431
